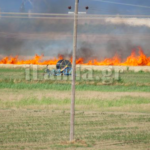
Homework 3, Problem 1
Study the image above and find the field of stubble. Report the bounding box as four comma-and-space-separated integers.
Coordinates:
0, 68, 150, 150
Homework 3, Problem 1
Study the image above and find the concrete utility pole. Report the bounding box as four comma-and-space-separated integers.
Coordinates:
70, 0, 79, 141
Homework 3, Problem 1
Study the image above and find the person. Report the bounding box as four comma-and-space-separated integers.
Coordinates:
44, 65, 51, 77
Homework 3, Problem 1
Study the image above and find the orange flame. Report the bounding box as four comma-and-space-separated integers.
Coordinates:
0, 47, 150, 66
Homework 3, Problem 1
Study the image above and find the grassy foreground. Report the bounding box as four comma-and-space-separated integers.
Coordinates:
0, 89, 150, 150
1, 67, 150, 92
1, 82, 150, 92
0, 109, 150, 150
0, 68, 150, 149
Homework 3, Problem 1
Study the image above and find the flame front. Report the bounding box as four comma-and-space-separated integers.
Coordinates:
1, 47, 150, 66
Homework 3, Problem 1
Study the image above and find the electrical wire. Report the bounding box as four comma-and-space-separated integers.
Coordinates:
23, 0, 33, 6
0, 32, 150, 41
27, 0, 33, 6
0, 12, 70, 16
89, 0, 150, 9
1, 12, 150, 18
0, 16, 108, 20
1, 15, 150, 20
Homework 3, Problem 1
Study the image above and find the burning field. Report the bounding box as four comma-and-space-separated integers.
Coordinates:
1, 47, 150, 66
1, 16, 150, 68
0, 15, 150, 150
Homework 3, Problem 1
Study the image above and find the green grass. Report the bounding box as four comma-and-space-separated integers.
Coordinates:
0, 96, 150, 109
0, 68, 150, 149
0, 82, 150, 92
1, 68, 150, 93
0, 68, 24, 72
0, 68, 150, 91
0, 92, 150, 149
0, 109, 150, 150
1, 68, 150, 85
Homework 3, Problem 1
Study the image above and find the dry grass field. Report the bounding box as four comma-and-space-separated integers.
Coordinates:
0, 68, 150, 150
0, 89, 150, 150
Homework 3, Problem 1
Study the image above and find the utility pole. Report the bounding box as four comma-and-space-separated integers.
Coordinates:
70, 0, 79, 141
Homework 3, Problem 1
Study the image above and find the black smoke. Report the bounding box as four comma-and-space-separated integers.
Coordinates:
0, 16, 150, 62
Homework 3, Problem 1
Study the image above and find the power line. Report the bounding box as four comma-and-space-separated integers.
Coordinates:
1, 35, 150, 40
1, 32, 150, 37
22, 0, 33, 6
0, 16, 108, 20
0, 32, 74, 40
1, 12, 150, 18
89, 0, 150, 9
1, 12, 150, 21
0, 16, 74, 20
2, 12, 150, 17
1, 15, 150, 20
27, 0, 33, 6
0, 14, 150, 20
1, 12, 70, 16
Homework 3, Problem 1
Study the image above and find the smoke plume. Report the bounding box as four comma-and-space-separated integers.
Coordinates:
105, 17, 150, 28
0, 16, 150, 61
